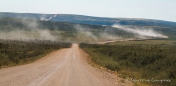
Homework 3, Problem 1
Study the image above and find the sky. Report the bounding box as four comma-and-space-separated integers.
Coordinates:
0, 0, 176, 22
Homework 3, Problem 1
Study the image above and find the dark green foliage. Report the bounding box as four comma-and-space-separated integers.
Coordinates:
80, 43, 176, 86
0, 39, 71, 68
1, 12, 176, 27
0, 17, 107, 31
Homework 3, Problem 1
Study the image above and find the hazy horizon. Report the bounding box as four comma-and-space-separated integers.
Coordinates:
0, 0, 176, 22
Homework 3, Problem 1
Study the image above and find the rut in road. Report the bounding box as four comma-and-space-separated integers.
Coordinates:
0, 44, 131, 86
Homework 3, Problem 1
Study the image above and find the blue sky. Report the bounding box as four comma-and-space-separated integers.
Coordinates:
0, 0, 176, 22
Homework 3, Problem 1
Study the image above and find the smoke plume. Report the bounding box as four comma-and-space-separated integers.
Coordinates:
0, 19, 57, 41
40, 14, 58, 21
74, 25, 98, 42
112, 24, 168, 39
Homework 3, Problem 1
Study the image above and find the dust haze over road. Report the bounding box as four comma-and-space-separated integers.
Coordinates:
0, 44, 128, 86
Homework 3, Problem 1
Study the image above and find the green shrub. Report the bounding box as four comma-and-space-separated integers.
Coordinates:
80, 43, 176, 86
0, 39, 71, 68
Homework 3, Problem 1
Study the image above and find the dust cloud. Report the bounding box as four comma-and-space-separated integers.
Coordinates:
74, 25, 98, 41
0, 20, 57, 41
74, 24, 121, 42
0, 19, 168, 43
112, 24, 168, 39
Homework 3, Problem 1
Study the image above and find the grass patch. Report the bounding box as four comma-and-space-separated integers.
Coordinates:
0, 39, 71, 68
80, 41, 176, 86
107, 40, 176, 45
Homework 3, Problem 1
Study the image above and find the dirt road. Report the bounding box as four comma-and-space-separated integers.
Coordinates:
0, 44, 129, 86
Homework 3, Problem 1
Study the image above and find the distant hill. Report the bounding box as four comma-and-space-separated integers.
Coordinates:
0, 12, 176, 41
0, 12, 176, 27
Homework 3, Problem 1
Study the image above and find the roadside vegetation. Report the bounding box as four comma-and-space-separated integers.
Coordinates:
0, 39, 71, 68
80, 40, 176, 86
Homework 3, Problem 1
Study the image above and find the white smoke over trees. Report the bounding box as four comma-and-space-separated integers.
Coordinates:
112, 24, 168, 39
0, 19, 57, 41
74, 25, 98, 42
74, 24, 122, 42
0, 17, 169, 43
40, 14, 58, 21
